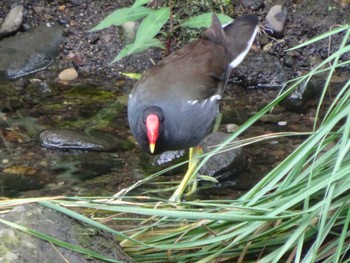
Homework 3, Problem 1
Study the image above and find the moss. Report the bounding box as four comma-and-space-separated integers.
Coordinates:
0, 229, 20, 256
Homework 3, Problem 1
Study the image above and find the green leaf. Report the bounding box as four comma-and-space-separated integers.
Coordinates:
132, 0, 152, 8
111, 38, 164, 63
198, 175, 219, 183
90, 6, 152, 32
181, 13, 233, 28
134, 7, 170, 44
121, 72, 143, 80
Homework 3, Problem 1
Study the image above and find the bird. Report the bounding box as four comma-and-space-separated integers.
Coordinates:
128, 13, 259, 201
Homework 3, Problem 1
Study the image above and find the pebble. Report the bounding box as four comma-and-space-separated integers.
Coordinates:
225, 123, 238, 133
278, 121, 287, 126
122, 21, 138, 43
58, 68, 78, 81
239, 0, 264, 11
265, 5, 288, 38
283, 55, 295, 68
0, 5, 24, 36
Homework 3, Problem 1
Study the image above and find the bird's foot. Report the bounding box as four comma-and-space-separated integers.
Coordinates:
169, 147, 202, 202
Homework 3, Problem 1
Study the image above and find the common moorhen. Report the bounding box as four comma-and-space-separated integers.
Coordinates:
128, 13, 259, 201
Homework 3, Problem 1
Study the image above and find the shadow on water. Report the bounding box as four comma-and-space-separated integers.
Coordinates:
0, 74, 337, 200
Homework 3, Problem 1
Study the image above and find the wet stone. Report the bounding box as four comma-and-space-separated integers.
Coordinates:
0, 23, 64, 79
156, 150, 186, 166
199, 132, 247, 182
39, 129, 128, 152
265, 5, 288, 38
281, 78, 321, 113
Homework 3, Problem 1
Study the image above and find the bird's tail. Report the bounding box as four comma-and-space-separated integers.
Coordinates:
223, 14, 259, 69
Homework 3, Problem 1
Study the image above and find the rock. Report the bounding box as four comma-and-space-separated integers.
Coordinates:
39, 129, 128, 152
278, 121, 287, 126
283, 55, 296, 68
265, 5, 288, 38
0, 167, 46, 196
0, 23, 64, 79
122, 21, 138, 43
155, 150, 186, 166
233, 0, 264, 11
281, 78, 321, 113
260, 114, 281, 123
225, 123, 238, 133
0, 204, 134, 263
0, 5, 24, 37
234, 52, 288, 88
199, 132, 247, 182
58, 68, 78, 81
141, 150, 187, 175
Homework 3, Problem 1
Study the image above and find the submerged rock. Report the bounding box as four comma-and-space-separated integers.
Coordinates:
49, 151, 124, 181
39, 129, 130, 152
281, 78, 321, 113
0, 23, 64, 79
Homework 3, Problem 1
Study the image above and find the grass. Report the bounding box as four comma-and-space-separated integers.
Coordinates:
1, 23, 350, 263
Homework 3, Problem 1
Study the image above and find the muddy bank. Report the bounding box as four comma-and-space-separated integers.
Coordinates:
0, 0, 348, 81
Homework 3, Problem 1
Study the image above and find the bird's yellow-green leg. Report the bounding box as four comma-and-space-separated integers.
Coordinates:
169, 147, 203, 202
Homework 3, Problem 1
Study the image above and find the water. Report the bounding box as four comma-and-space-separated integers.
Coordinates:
0, 75, 318, 199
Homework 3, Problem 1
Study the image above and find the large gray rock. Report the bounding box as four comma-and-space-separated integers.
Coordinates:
0, 23, 64, 79
0, 204, 134, 263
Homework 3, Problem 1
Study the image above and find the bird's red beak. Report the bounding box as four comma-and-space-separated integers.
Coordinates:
146, 114, 159, 153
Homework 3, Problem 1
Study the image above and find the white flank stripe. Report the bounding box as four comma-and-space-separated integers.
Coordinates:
210, 94, 222, 101
187, 100, 198, 105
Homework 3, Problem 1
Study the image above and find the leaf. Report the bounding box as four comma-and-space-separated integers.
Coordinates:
181, 13, 233, 28
198, 175, 219, 183
111, 38, 164, 63
121, 72, 143, 80
134, 7, 170, 44
90, 6, 152, 32
132, 0, 152, 8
